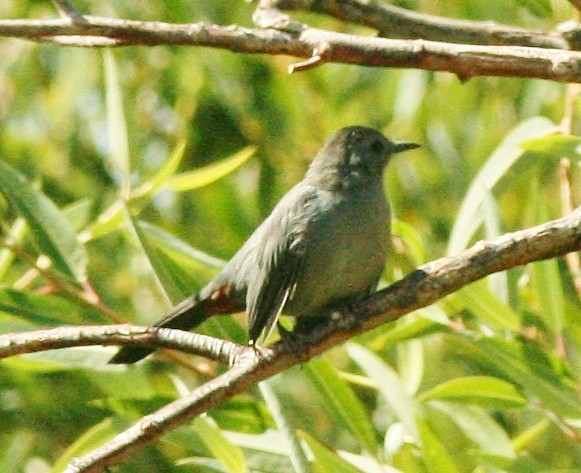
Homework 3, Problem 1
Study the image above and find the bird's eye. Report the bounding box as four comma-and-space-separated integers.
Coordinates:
370, 139, 384, 154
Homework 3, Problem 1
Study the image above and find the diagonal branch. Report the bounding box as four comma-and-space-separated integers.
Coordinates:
266, 0, 569, 49
2, 16, 581, 82
4, 206, 572, 472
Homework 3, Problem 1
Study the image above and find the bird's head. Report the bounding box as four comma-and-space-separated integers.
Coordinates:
306, 126, 419, 190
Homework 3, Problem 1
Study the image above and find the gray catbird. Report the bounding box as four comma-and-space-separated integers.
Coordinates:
110, 126, 418, 364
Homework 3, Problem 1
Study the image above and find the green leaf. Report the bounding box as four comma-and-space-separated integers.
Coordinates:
511, 418, 551, 452
168, 146, 256, 191
392, 218, 427, 266
397, 339, 424, 396
124, 213, 187, 303
530, 178, 565, 333
419, 376, 527, 408
79, 200, 125, 243
132, 140, 187, 199
347, 343, 418, 438
0, 288, 92, 328
0, 217, 27, 281
51, 418, 118, 473
259, 380, 310, 473
299, 431, 364, 473
481, 187, 509, 303
430, 403, 516, 462
304, 356, 379, 453
104, 50, 131, 197
0, 160, 87, 283
194, 415, 246, 473
416, 417, 461, 473
448, 117, 556, 254
520, 133, 581, 157
467, 337, 581, 419
447, 281, 521, 331
364, 312, 441, 351
513, 0, 552, 17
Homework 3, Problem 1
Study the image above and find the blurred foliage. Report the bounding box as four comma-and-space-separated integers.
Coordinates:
0, 1, 581, 472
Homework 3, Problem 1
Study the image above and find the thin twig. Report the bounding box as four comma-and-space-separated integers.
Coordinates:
2, 17, 581, 82
23, 206, 579, 472
51, 0, 87, 24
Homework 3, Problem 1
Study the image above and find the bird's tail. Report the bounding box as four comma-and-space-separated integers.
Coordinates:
109, 294, 212, 364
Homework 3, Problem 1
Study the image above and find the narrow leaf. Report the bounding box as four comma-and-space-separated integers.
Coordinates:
347, 343, 418, 438
430, 402, 516, 461
124, 213, 186, 303
448, 117, 556, 253
305, 357, 379, 453
132, 140, 187, 199
0, 160, 87, 282
530, 178, 565, 333
104, 50, 131, 197
299, 431, 365, 473
168, 146, 256, 191
448, 281, 521, 331
469, 337, 581, 419
416, 417, 461, 473
51, 418, 117, 473
520, 133, 581, 157
194, 415, 246, 473
419, 376, 526, 408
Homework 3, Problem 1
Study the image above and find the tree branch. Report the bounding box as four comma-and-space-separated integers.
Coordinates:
1, 207, 574, 472
2, 16, 581, 82
0, 324, 240, 366
266, 0, 569, 49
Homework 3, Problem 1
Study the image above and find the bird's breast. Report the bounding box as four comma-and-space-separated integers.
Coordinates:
285, 186, 390, 316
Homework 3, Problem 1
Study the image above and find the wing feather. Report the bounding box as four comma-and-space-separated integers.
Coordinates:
246, 186, 315, 343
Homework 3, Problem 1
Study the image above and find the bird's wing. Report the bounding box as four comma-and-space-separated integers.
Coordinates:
246, 185, 316, 344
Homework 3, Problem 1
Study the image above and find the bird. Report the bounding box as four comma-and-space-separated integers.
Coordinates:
110, 126, 419, 364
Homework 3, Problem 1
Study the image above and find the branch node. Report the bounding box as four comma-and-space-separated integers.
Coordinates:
252, 6, 304, 32
289, 42, 331, 72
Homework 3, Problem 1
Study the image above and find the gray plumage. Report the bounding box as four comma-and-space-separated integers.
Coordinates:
110, 126, 418, 363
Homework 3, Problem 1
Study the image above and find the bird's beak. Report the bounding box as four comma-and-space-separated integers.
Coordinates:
392, 141, 420, 154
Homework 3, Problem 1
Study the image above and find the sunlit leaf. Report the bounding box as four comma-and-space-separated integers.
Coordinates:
0, 160, 87, 282
104, 50, 131, 196
520, 133, 581, 157
78, 200, 125, 243
511, 418, 551, 452
397, 339, 424, 396
132, 140, 187, 199
168, 146, 256, 191
419, 376, 526, 408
